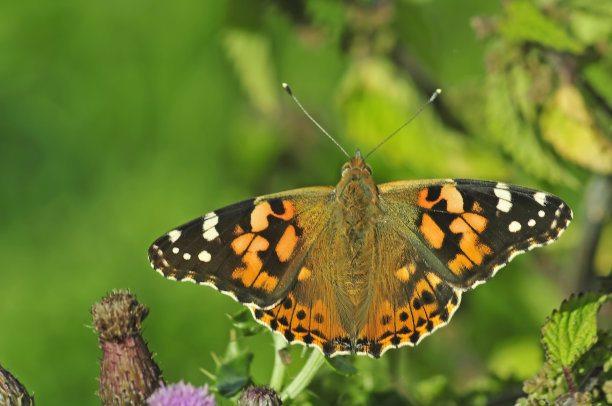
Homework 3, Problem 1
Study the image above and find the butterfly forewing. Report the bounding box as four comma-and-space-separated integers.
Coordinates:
148, 188, 332, 308
378, 179, 572, 289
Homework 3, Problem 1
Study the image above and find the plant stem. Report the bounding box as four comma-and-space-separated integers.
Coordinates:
280, 349, 325, 401
269, 333, 287, 391
562, 366, 577, 394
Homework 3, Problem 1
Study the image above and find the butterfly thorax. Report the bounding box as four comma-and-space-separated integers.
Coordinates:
332, 152, 380, 333
335, 153, 379, 230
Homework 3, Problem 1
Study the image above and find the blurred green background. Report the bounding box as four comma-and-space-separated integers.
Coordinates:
1, 0, 610, 404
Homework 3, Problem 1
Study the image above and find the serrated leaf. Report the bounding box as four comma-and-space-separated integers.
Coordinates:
324, 355, 358, 376
216, 352, 253, 397
499, 0, 583, 53
541, 293, 612, 368
540, 85, 612, 174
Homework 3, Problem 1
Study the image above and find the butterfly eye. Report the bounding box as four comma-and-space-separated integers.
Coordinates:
341, 163, 351, 176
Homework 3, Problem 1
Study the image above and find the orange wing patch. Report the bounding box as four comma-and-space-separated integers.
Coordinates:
462, 212, 488, 233
250, 201, 296, 232
449, 216, 492, 270
420, 214, 445, 249
395, 263, 416, 282
417, 185, 465, 213
276, 225, 298, 262
297, 266, 312, 281
251, 271, 279, 293
231, 235, 270, 287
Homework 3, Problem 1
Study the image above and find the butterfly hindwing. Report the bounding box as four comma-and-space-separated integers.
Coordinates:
356, 224, 463, 357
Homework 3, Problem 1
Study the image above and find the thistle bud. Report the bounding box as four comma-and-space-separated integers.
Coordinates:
0, 363, 34, 406
91, 290, 164, 405
237, 385, 282, 406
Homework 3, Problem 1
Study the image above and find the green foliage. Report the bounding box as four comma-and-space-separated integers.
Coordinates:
498, 0, 583, 53
471, 0, 612, 180
216, 352, 254, 398
519, 292, 612, 405
227, 309, 266, 338
325, 355, 358, 376
540, 85, 612, 174
542, 293, 610, 368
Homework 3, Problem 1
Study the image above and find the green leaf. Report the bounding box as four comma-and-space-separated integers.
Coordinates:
216, 352, 254, 397
484, 66, 577, 186
541, 293, 612, 368
499, 0, 583, 53
325, 355, 358, 376
569, 9, 612, 45
227, 309, 265, 337
540, 85, 612, 174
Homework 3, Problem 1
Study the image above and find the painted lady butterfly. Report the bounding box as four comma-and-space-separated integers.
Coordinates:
148, 89, 572, 358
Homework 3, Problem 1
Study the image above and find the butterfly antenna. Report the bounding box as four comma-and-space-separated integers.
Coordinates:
364, 89, 442, 159
282, 83, 350, 158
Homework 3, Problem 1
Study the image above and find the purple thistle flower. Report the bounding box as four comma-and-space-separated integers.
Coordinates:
148, 381, 216, 406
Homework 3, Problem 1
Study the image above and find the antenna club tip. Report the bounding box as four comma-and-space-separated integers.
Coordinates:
429, 88, 442, 102
282, 83, 293, 95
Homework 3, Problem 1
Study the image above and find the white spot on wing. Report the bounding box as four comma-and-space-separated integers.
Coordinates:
198, 250, 211, 262
508, 221, 521, 233
202, 212, 219, 241
494, 183, 512, 212
528, 219, 536, 227
538, 210, 545, 218
183, 253, 191, 260
167, 229, 181, 243
172, 247, 179, 254
534, 192, 547, 206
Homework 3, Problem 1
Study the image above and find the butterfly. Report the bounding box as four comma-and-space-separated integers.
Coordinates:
148, 86, 572, 358
148, 148, 572, 358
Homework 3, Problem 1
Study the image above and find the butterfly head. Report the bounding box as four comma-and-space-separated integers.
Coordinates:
341, 150, 372, 178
